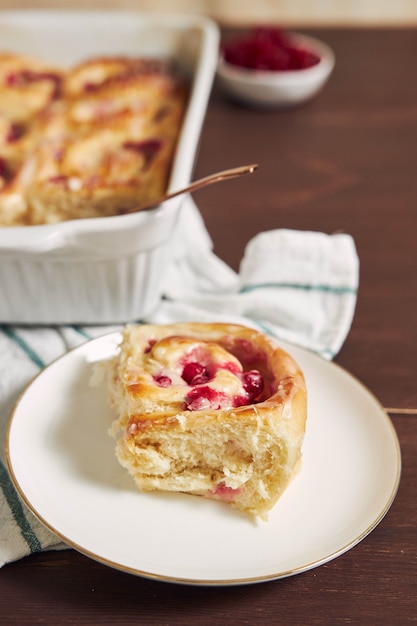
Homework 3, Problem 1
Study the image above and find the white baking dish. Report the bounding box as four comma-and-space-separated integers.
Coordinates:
0, 10, 219, 324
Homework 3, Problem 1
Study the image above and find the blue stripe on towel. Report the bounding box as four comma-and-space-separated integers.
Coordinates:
0, 326, 45, 369
240, 282, 357, 295
71, 326, 93, 341
0, 460, 42, 554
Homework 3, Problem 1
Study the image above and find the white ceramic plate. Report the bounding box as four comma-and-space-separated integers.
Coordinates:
6, 332, 401, 586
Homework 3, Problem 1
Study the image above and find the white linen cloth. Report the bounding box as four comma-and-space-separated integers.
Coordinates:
0, 198, 359, 567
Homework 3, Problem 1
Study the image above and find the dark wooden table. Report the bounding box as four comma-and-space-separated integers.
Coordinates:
1, 27, 416, 626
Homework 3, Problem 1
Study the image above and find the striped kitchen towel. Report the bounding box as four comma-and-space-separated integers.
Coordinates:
0, 197, 359, 566
150, 197, 359, 360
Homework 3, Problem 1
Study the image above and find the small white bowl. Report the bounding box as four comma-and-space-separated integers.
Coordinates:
217, 33, 335, 109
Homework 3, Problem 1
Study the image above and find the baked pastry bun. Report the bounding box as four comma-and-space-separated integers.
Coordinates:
0, 52, 64, 224
108, 323, 307, 520
0, 54, 188, 225
24, 56, 188, 224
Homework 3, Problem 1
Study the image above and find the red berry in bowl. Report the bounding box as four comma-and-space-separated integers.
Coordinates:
222, 27, 320, 72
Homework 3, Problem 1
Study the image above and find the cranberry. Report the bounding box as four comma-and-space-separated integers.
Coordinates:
6, 123, 25, 143
6, 70, 62, 98
242, 369, 264, 401
182, 361, 209, 385
153, 374, 172, 387
185, 386, 226, 411
0, 157, 9, 180
232, 394, 246, 408
6, 70, 30, 87
233, 369, 264, 406
144, 339, 156, 353
209, 482, 241, 502
46, 175, 68, 185
153, 106, 169, 123
123, 139, 162, 167
223, 27, 320, 72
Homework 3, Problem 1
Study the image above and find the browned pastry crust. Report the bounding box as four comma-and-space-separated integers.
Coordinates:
0, 53, 188, 225
0, 52, 65, 224
108, 323, 307, 520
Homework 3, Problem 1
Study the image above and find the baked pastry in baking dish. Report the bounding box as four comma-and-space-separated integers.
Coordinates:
0, 53, 188, 225
0, 53, 64, 224
108, 323, 307, 520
